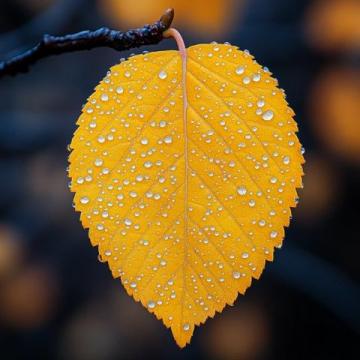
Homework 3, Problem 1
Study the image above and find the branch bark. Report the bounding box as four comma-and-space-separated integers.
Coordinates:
0, 8, 174, 78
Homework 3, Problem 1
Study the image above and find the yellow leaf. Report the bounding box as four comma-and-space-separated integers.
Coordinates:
69, 43, 304, 347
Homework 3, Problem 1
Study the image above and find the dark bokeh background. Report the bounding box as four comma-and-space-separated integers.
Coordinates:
0, 0, 359, 359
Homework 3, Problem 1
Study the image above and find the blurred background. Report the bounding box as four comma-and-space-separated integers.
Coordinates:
0, 0, 359, 359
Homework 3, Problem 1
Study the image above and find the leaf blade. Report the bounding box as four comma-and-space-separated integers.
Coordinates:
69, 43, 304, 347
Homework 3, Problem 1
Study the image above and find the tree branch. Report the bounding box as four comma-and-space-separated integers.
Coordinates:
0, 8, 174, 79
0, 0, 87, 55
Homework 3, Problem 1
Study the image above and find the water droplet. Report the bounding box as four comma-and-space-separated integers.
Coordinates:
233, 271, 241, 279
235, 66, 245, 75
257, 100, 265, 108
183, 323, 190, 331
100, 93, 109, 102
97, 135, 105, 143
147, 301, 156, 309
80, 196, 89, 204
94, 158, 103, 167
242, 76, 251, 84
104, 250, 111, 256
241, 252, 249, 259
252, 73, 261, 82
249, 199, 256, 207
158, 70, 167, 79
283, 156, 290, 165
237, 186, 247, 196
262, 110, 274, 121
164, 136, 173, 144
130, 282, 137, 288
270, 231, 278, 238
116, 86, 124, 94
124, 218, 132, 226
140, 138, 149, 145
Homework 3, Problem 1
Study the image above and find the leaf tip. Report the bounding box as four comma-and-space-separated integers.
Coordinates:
172, 326, 194, 349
